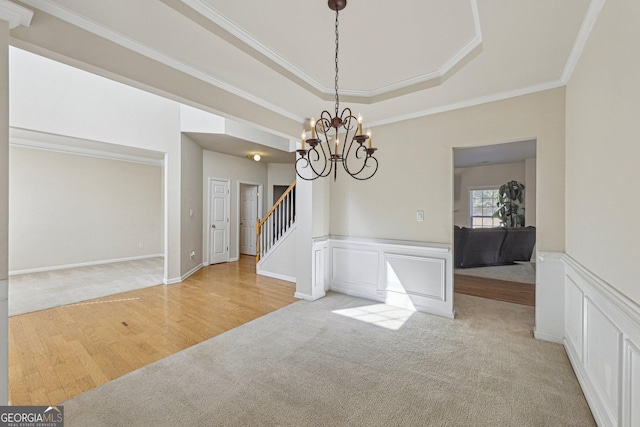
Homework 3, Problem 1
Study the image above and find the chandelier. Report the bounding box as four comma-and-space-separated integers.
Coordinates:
295, 0, 379, 181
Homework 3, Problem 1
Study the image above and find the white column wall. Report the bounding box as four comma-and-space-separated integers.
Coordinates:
0, 20, 9, 406
1, 0, 34, 406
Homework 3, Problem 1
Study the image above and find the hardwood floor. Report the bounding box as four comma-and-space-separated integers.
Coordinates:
454, 274, 535, 307
8, 256, 297, 405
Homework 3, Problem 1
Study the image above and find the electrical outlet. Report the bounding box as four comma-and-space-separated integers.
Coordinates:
190, 250, 196, 259
416, 210, 424, 222
376, 290, 385, 297
138, 242, 144, 249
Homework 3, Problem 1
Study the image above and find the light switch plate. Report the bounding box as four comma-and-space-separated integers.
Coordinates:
416, 210, 424, 222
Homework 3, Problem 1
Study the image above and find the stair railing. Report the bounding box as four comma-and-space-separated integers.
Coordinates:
256, 181, 296, 262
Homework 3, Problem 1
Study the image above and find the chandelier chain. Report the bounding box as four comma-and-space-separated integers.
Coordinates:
334, 8, 340, 118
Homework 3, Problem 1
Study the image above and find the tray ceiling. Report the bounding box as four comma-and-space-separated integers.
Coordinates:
14, 0, 594, 135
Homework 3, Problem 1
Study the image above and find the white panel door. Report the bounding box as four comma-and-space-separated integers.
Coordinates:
209, 180, 229, 265
239, 185, 258, 256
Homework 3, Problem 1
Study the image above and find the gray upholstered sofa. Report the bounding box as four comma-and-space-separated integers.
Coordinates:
454, 226, 536, 268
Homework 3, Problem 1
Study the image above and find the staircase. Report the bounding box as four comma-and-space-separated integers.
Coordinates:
256, 181, 296, 262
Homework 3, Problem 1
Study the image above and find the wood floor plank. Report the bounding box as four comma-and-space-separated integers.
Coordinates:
454, 274, 535, 306
8, 256, 296, 405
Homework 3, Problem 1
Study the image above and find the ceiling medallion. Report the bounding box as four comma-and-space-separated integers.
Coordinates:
295, 0, 379, 181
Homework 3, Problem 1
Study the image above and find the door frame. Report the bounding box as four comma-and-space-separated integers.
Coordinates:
236, 180, 263, 259
451, 139, 538, 308
207, 177, 231, 265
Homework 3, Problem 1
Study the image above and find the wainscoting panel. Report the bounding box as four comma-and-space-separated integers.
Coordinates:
332, 247, 379, 288
318, 237, 453, 318
312, 240, 329, 292
564, 275, 584, 362
584, 297, 622, 425
560, 254, 640, 427
384, 254, 445, 300
623, 340, 640, 426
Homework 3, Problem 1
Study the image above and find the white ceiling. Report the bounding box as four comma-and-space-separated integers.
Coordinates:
15, 0, 594, 139
185, 132, 295, 164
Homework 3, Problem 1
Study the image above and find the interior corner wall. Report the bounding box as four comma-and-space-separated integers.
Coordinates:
267, 163, 295, 208
453, 161, 526, 227
9, 47, 182, 282
565, 0, 640, 304
180, 135, 203, 276
9, 147, 162, 272
330, 88, 566, 253
202, 150, 268, 261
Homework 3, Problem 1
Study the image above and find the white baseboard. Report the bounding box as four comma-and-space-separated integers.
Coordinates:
181, 263, 203, 281
257, 270, 295, 283
533, 328, 563, 344
9, 254, 164, 276
229, 256, 239, 262
163, 277, 182, 285
294, 291, 326, 301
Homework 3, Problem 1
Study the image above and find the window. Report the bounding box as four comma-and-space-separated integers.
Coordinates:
470, 188, 501, 228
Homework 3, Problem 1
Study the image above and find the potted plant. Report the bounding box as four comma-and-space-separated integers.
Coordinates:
492, 180, 525, 227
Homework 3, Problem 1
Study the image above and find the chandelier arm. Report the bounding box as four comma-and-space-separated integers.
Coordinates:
344, 143, 369, 176
309, 144, 332, 178
350, 156, 379, 181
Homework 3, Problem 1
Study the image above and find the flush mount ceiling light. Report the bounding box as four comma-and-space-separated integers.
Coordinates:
295, 0, 379, 181
247, 154, 261, 161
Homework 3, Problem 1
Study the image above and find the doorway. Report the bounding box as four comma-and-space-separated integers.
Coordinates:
239, 183, 260, 256
452, 140, 537, 307
208, 178, 230, 265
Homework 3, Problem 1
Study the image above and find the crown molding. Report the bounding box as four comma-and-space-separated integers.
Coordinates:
19, 0, 304, 123
9, 128, 164, 166
181, 0, 326, 94
181, 0, 483, 100
0, 0, 33, 29
369, 80, 566, 128
561, 0, 607, 83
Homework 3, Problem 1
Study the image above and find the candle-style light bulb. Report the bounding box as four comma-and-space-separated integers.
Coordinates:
357, 114, 363, 135
310, 118, 316, 139
301, 130, 306, 150
335, 138, 339, 155
367, 129, 372, 149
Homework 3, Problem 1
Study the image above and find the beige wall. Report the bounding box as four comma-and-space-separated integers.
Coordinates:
9, 146, 162, 272
202, 150, 268, 260
330, 88, 565, 252
453, 161, 526, 227
180, 135, 203, 276
566, 0, 640, 304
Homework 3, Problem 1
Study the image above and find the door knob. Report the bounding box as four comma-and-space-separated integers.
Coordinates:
212, 224, 216, 228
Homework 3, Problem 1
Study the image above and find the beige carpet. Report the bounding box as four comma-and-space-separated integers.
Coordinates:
63, 292, 594, 426
9, 257, 164, 316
